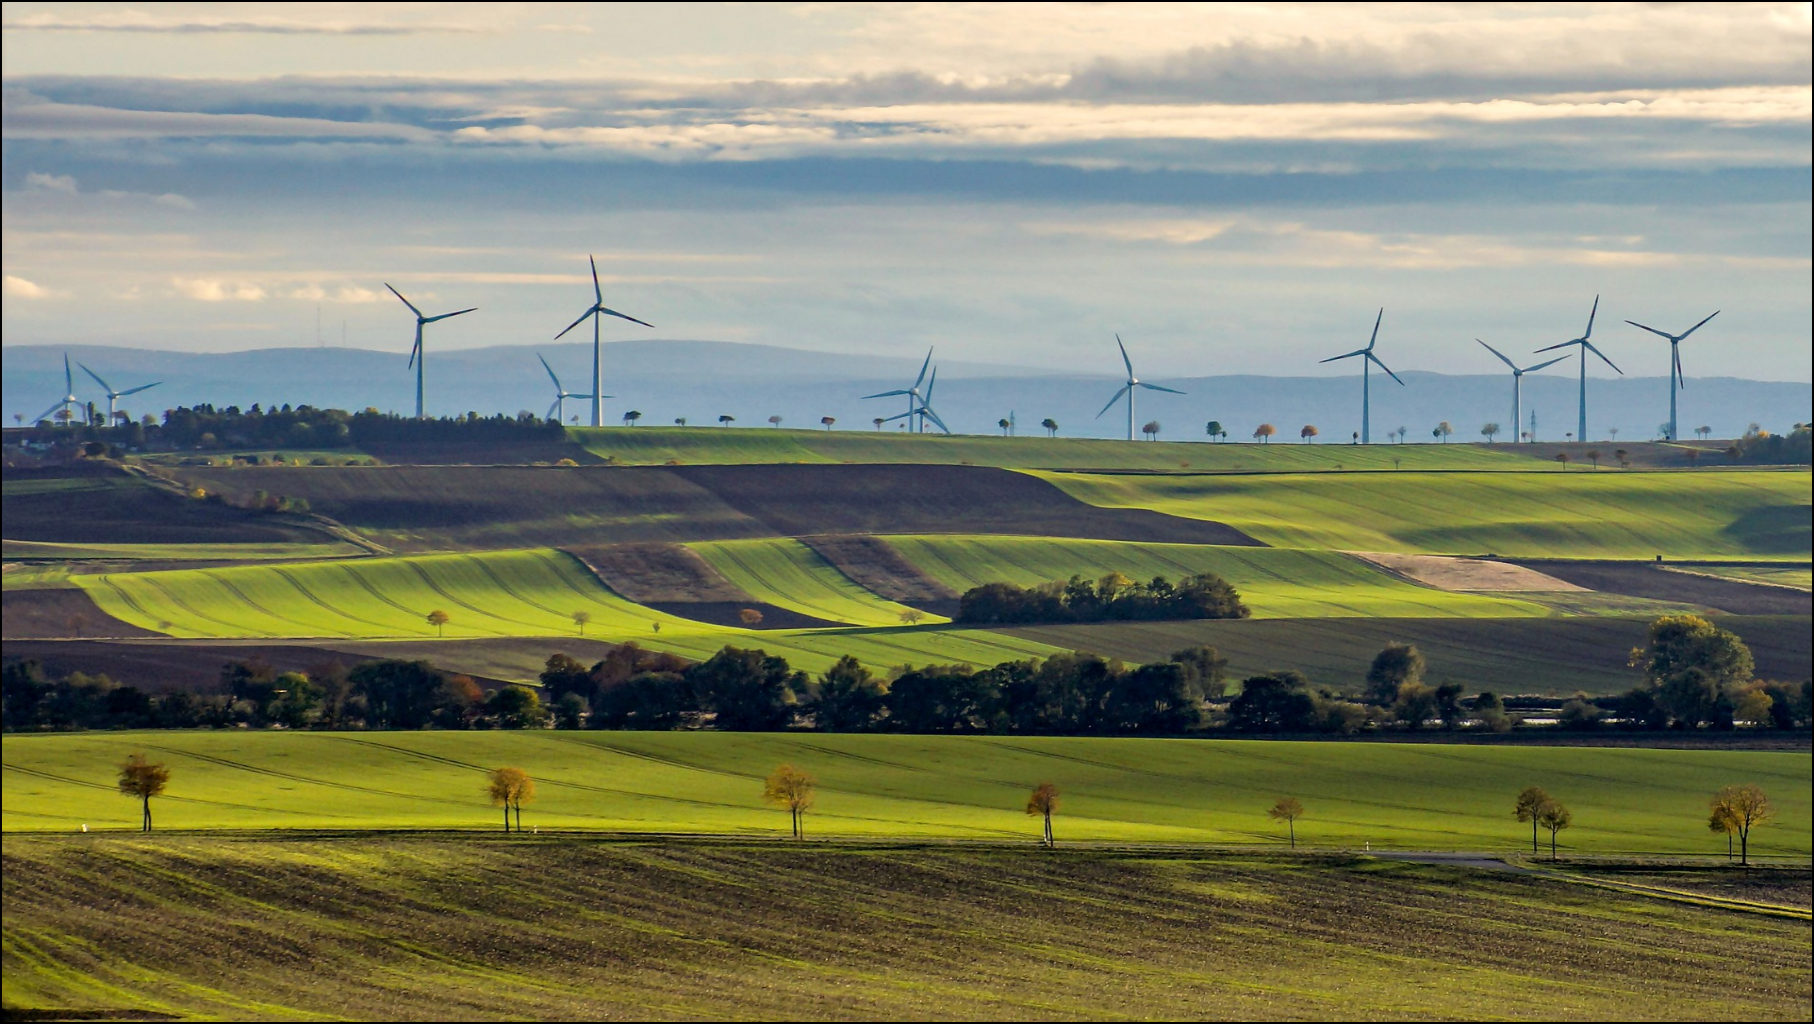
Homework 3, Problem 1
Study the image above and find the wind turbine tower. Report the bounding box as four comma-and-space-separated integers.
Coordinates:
1535, 296, 1620, 441
538, 353, 600, 424
555, 255, 654, 428
862, 348, 940, 433
31, 355, 81, 427
1095, 335, 1183, 441
1475, 341, 1565, 443
1624, 310, 1718, 441
1318, 309, 1403, 444
79, 364, 160, 423
386, 283, 477, 419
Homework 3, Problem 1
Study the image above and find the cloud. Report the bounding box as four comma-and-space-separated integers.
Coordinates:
2, 92, 434, 141
16, 166, 196, 208
1, 12, 488, 35
173, 278, 266, 302
24, 172, 78, 193
3, 274, 56, 298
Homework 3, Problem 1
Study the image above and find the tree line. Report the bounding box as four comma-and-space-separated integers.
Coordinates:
9, 614, 1806, 735
956, 571, 1249, 625
22, 402, 567, 451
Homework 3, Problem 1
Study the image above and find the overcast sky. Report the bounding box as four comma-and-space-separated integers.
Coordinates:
3, 2, 1810, 381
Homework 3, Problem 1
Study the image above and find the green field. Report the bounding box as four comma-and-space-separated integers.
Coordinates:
885, 535, 1550, 619
571, 426, 1531, 470
689, 537, 946, 626
1037, 468, 1813, 558
1, 540, 361, 563
7, 837, 1806, 1021
5, 732, 1807, 856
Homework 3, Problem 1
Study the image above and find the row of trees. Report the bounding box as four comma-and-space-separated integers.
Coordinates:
21, 403, 568, 451
956, 572, 1250, 625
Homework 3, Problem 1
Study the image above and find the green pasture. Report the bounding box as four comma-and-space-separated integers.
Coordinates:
688, 537, 946, 626
4, 732, 1807, 857
885, 534, 1550, 618
570, 426, 1528, 471
1036, 468, 1813, 559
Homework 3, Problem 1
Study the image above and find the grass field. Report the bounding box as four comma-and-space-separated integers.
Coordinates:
688, 537, 945, 626
1037, 468, 1813, 558
885, 535, 1552, 619
570, 426, 1532, 470
4, 732, 1807, 856
1, 540, 361, 563
7, 838, 1807, 1021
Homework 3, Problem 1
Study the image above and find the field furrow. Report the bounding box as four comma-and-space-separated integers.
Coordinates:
688, 537, 944, 626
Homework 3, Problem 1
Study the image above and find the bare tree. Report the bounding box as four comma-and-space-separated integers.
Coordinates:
1027, 782, 1059, 847
1537, 800, 1572, 860
118, 754, 170, 832
1514, 786, 1551, 854
488, 767, 535, 832
572, 610, 591, 635
764, 764, 816, 839
426, 609, 450, 636
1268, 796, 1305, 848
1708, 785, 1775, 867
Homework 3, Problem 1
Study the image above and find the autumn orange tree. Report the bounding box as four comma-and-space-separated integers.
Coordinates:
1268, 796, 1305, 848
763, 764, 815, 839
487, 767, 535, 832
1708, 784, 1774, 867
118, 754, 170, 832
1026, 782, 1060, 847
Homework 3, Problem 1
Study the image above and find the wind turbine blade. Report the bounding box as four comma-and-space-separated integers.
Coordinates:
861, 389, 912, 400
924, 367, 937, 402
1095, 386, 1132, 419
1582, 340, 1622, 375
921, 405, 951, 434
408, 324, 422, 369
1678, 309, 1720, 340
30, 401, 64, 424
118, 382, 160, 397
1522, 355, 1570, 373
1138, 382, 1186, 395
1674, 347, 1685, 389
1623, 319, 1674, 340
538, 353, 561, 389
590, 254, 602, 305
547, 398, 561, 420
1319, 349, 1366, 363
1533, 339, 1577, 354
596, 305, 654, 329
1116, 334, 1133, 378
554, 308, 593, 340
571, 393, 597, 400
1367, 308, 1383, 350
1368, 352, 1406, 386
385, 283, 424, 319
914, 348, 932, 388
880, 410, 915, 423
1476, 339, 1518, 370
78, 363, 114, 394
423, 307, 477, 323
1582, 295, 1599, 339
64, 354, 73, 392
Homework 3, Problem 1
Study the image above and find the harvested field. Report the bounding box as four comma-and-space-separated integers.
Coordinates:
637, 600, 840, 629
803, 533, 960, 604
3, 466, 325, 546
1670, 564, 1814, 591
358, 438, 605, 465
1351, 551, 1586, 591
566, 542, 748, 603
6, 838, 1807, 1021
998, 614, 1813, 696
1517, 560, 1814, 616
0, 639, 394, 693
0, 589, 163, 640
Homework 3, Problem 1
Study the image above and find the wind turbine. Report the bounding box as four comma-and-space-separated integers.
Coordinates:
1318, 309, 1402, 444
554, 255, 654, 428
1095, 335, 1183, 441
1624, 310, 1718, 442
537, 353, 600, 424
30, 354, 81, 427
1535, 296, 1620, 441
386, 283, 476, 420
862, 348, 935, 432
1475, 341, 1566, 443
79, 363, 160, 423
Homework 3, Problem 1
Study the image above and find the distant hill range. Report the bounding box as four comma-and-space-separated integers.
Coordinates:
4, 341, 1807, 442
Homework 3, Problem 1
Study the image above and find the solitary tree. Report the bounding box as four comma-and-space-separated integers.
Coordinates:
572, 610, 592, 635
719, 414, 735, 426
1254, 423, 1276, 444
623, 410, 642, 426
767, 415, 783, 428
1586, 449, 1602, 470
821, 416, 836, 431
1027, 782, 1060, 847
1708, 784, 1774, 867
426, 609, 450, 637
487, 767, 535, 832
1514, 786, 1551, 854
675, 417, 688, 427
1554, 452, 1570, 471
1300, 424, 1319, 443
1537, 800, 1572, 860
1143, 420, 1161, 440
1396, 426, 1408, 443
764, 764, 816, 839
1481, 422, 1500, 442
1204, 420, 1223, 441
1268, 796, 1305, 848
1695, 425, 1711, 441
1434, 421, 1453, 443
1043, 417, 1059, 437
873, 417, 885, 431
899, 608, 925, 626
118, 754, 170, 832
1614, 448, 1629, 468
739, 608, 764, 627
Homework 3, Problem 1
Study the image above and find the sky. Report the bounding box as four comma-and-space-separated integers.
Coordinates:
3, 2, 1811, 383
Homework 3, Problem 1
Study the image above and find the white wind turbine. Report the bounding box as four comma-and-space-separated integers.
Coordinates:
1535, 295, 1620, 441
1475, 341, 1566, 443
554, 255, 654, 428
1624, 310, 1718, 442
386, 283, 476, 420
80, 363, 160, 423
538, 353, 600, 424
862, 348, 939, 433
1095, 335, 1183, 441
1318, 309, 1402, 444
30, 354, 82, 427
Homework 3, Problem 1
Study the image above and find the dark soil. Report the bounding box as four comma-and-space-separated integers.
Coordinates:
640, 601, 840, 630
0, 590, 163, 640
3, 465, 322, 545
1516, 559, 1813, 615
567, 543, 749, 602
359, 439, 606, 465
802, 534, 960, 603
